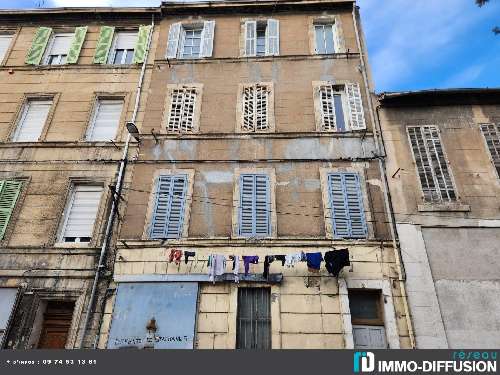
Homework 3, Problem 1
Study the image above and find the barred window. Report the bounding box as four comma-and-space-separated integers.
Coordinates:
408, 126, 456, 203
480, 124, 500, 178
242, 84, 270, 132
166, 87, 198, 133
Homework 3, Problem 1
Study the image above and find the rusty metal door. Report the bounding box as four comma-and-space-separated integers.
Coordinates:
107, 282, 198, 349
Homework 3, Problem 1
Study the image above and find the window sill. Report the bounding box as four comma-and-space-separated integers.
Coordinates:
54, 242, 92, 248
417, 203, 471, 212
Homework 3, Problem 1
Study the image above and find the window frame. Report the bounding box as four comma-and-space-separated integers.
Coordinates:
0, 31, 16, 65
240, 18, 279, 57
42, 32, 74, 66
348, 289, 385, 326
236, 287, 272, 350
314, 23, 335, 55
85, 96, 125, 142
479, 123, 500, 180
107, 30, 138, 65
10, 95, 56, 143
179, 24, 204, 59
236, 82, 275, 133
309, 15, 345, 55
163, 83, 203, 134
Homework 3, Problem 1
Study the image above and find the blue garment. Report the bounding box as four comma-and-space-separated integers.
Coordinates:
306, 252, 323, 271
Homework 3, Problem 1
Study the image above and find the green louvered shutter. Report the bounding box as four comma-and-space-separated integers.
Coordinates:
0, 180, 23, 240
25, 27, 52, 65
132, 25, 152, 64
93, 26, 115, 64
66, 26, 88, 64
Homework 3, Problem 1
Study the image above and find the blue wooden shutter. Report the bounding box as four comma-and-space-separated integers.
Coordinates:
328, 173, 367, 239
150, 175, 188, 239
239, 174, 270, 237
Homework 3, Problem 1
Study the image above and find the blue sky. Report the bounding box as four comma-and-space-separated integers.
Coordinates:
2, 0, 500, 92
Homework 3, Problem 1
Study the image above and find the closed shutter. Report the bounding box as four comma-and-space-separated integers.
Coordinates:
166, 22, 182, 59
242, 84, 269, 132
346, 82, 366, 130
150, 175, 188, 239
244, 21, 256, 57
87, 99, 123, 141
25, 27, 52, 65
266, 19, 279, 55
93, 26, 115, 64
333, 19, 346, 53
167, 88, 197, 132
327, 173, 367, 239
200, 20, 215, 58
66, 26, 87, 64
13, 100, 52, 142
0, 35, 13, 63
0, 180, 23, 240
238, 174, 271, 237
353, 325, 387, 349
132, 25, 152, 64
61, 185, 103, 241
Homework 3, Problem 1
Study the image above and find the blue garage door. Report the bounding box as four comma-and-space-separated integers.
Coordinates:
107, 282, 198, 349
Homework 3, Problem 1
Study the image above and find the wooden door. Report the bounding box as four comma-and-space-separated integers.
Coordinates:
37, 301, 74, 349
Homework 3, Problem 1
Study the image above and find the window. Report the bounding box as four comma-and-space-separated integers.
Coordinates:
108, 31, 138, 65
0, 180, 23, 240
43, 33, 73, 65
149, 174, 189, 239
0, 288, 18, 348
59, 185, 103, 243
236, 288, 271, 350
12, 99, 52, 142
314, 23, 335, 54
315, 82, 366, 132
36, 301, 75, 349
166, 86, 199, 133
326, 172, 367, 239
407, 126, 456, 203
86, 99, 124, 141
480, 123, 500, 178
243, 19, 279, 57
0, 34, 13, 63
349, 290, 387, 349
238, 174, 271, 237
240, 83, 274, 132
166, 21, 215, 59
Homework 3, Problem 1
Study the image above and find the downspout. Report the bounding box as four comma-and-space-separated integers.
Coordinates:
79, 16, 155, 349
351, 4, 416, 348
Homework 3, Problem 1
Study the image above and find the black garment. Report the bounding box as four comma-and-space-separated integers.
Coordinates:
324, 249, 350, 277
263, 256, 275, 279
275, 255, 286, 266
184, 251, 196, 264
229, 255, 237, 270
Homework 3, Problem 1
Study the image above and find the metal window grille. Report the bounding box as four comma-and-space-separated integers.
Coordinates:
480, 123, 500, 177
236, 288, 271, 350
242, 84, 269, 132
167, 88, 197, 132
408, 126, 456, 202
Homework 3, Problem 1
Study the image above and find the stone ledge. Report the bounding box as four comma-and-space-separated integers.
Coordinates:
417, 203, 471, 212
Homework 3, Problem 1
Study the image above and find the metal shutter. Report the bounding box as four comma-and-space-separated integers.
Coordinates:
0, 35, 13, 63
0, 180, 23, 240
353, 325, 387, 349
238, 174, 271, 237
87, 99, 123, 141
61, 185, 103, 240
328, 172, 367, 239
150, 175, 188, 239
236, 288, 271, 350
13, 100, 52, 142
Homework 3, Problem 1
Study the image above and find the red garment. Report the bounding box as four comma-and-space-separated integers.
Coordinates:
169, 249, 183, 264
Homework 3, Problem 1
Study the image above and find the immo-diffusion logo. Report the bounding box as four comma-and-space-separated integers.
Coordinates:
354, 352, 375, 373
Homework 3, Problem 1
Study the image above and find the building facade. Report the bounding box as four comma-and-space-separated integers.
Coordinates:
378, 89, 500, 348
97, 0, 414, 350
0, 7, 157, 348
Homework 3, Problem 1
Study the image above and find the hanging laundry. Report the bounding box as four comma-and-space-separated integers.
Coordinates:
324, 249, 350, 277
169, 249, 183, 265
306, 252, 323, 273
184, 251, 196, 264
284, 253, 302, 268
263, 256, 275, 279
242, 256, 259, 275
233, 255, 240, 283
274, 255, 286, 266
208, 254, 226, 283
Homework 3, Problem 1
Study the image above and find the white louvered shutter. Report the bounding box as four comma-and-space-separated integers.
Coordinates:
87, 99, 123, 141
238, 174, 271, 237
0, 35, 13, 63
353, 325, 387, 349
346, 82, 366, 130
266, 19, 279, 56
150, 175, 188, 239
200, 20, 215, 58
242, 85, 269, 132
166, 22, 182, 59
333, 20, 345, 53
61, 185, 103, 241
167, 88, 197, 132
319, 85, 337, 131
244, 21, 256, 57
13, 100, 52, 142
328, 173, 367, 239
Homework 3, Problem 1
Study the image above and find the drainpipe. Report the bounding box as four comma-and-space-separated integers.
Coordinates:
79, 16, 155, 349
351, 4, 416, 348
